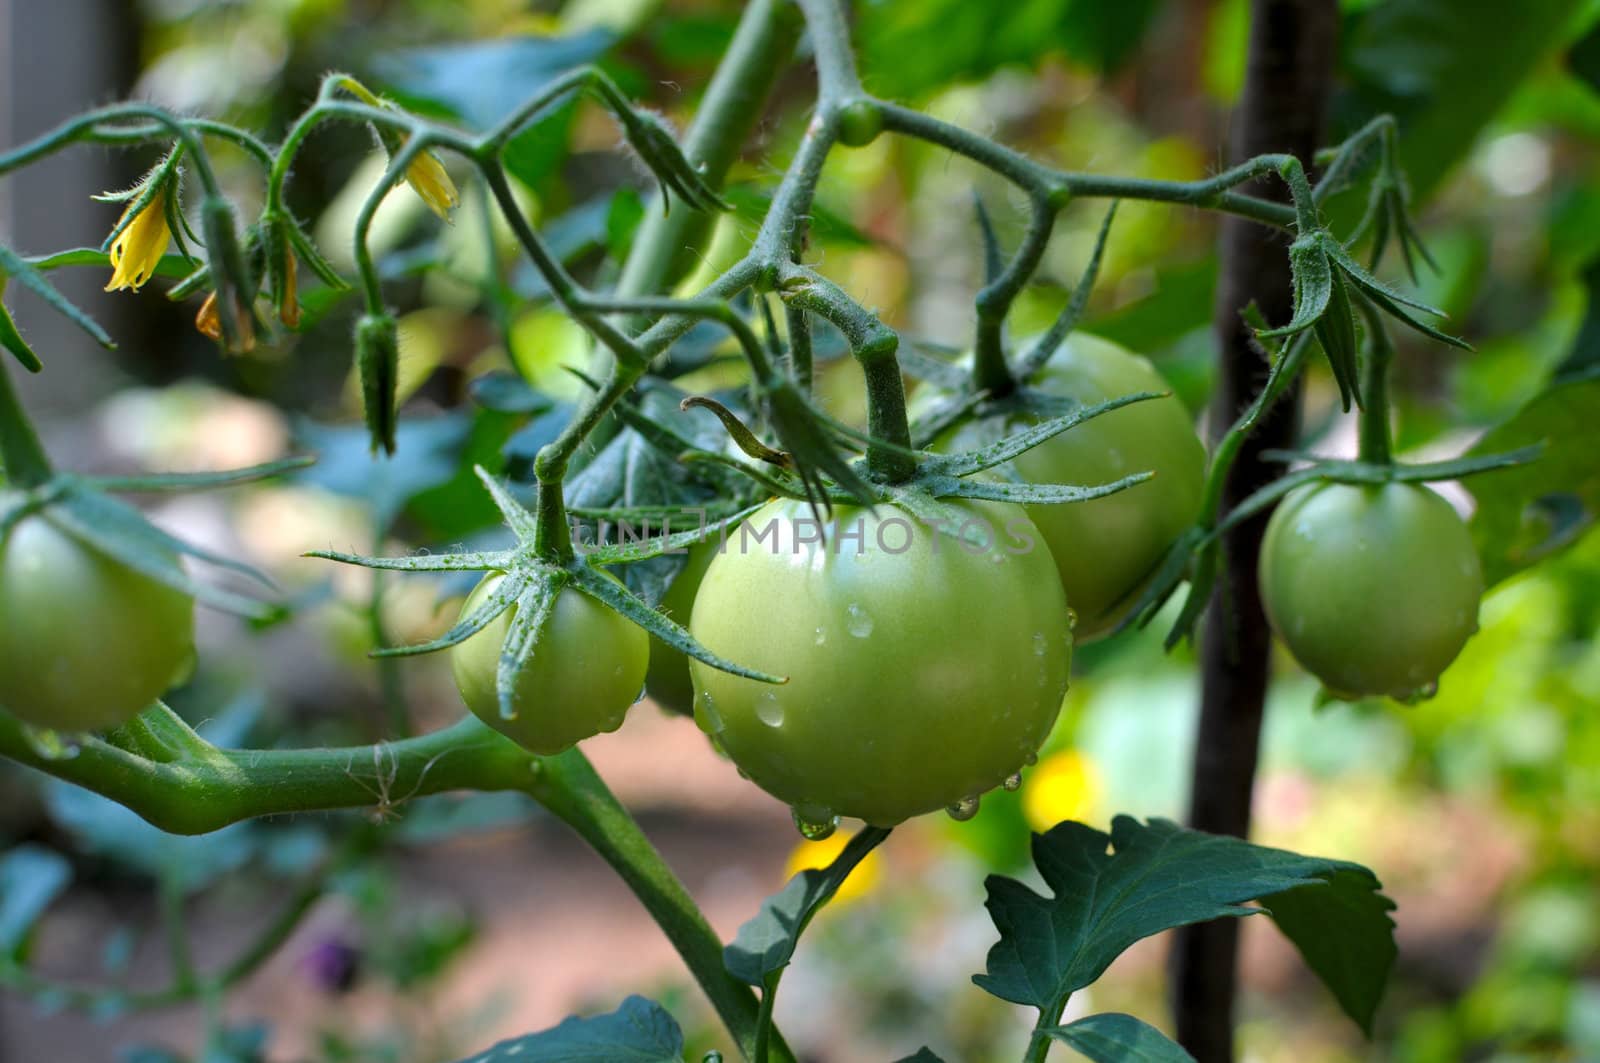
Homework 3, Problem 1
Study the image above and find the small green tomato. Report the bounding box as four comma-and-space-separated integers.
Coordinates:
451, 572, 650, 755
923, 333, 1206, 640
1258, 481, 1483, 700
0, 501, 195, 732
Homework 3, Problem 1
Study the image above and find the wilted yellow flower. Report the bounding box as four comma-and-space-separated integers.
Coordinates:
1021, 749, 1100, 832
404, 146, 459, 221
103, 190, 171, 292
783, 833, 882, 906
195, 292, 255, 354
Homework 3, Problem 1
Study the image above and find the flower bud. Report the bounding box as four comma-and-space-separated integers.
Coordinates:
355, 312, 400, 455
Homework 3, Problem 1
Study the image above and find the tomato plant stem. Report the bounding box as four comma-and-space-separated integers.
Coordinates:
0, 358, 52, 488
612, 0, 800, 311
1172, 2, 1338, 1061
523, 751, 797, 1063
0, 712, 784, 1060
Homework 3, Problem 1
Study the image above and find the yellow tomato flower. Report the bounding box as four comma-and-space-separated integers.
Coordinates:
1021, 749, 1100, 832
103, 190, 171, 292
404, 147, 459, 221
783, 833, 882, 906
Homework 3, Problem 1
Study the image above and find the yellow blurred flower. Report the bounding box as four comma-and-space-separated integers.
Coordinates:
403, 147, 459, 221
783, 833, 882, 906
103, 189, 171, 292
1021, 749, 1100, 832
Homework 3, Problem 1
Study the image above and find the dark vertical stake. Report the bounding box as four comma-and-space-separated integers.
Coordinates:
1170, 2, 1337, 1061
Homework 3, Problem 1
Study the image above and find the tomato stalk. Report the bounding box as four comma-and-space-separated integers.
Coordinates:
1357, 303, 1395, 465
973, 203, 1056, 398
611, 0, 800, 313
0, 711, 786, 1060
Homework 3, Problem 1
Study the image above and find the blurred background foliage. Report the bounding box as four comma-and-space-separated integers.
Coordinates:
2, 0, 1600, 1060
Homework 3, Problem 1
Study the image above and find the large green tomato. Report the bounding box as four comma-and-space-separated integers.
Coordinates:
644, 540, 717, 716
687, 497, 1073, 827
1258, 481, 1483, 700
925, 333, 1206, 640
0, 501, 195, 732
451, 573, 650, 754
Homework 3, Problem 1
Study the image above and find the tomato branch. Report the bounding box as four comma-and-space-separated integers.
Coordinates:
0, 709, 791, 1062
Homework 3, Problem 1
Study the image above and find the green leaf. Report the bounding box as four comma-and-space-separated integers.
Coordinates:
1465, 376, 1600, 586
724, 826, 890, 987
891, 1051, 947, 1063
81, 457, 314, 493
470, 371, 557, 415
0, 244, 114, 350
974, 817, 1396, 1035
858, 0, 1162, 98
1044, 1013, 1195, 1063
1340, 0, 1581, 200
0, 844, 71, 957
48, 487, 278, 618
450, 995, 684, 1063
1553, 252, 1600, 384
24, 247, 193, 280
1262, 868, 1398, 1035
0, 292, 41, 372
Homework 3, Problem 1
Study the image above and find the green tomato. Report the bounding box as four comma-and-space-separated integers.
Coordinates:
451, 572, 650, 755
1258, 481, 1483, 700
644, 540, 717, 716
688, 497, 1073, 827
926, 333, 1206, 641
0, 501, 195, 732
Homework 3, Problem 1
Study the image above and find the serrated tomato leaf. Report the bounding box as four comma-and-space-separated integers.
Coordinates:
450, 995, 684, 1062
1044, 1013, 1195, 1062
974, 817, 1395, 1036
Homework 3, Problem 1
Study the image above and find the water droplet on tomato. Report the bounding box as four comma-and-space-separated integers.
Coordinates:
1002, 771, 1023, 792
792, 807, 839, 840
695, 689, 726, 735
1023, 751, 1039, 766
1065, 608, 1078, 632
846, 603, 873, 638
1032, 632, 1048, 656
946, 795, 981, 821
1399, 680, 1440, 705
756, 691, 785, 727
814, 626, 827, 646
